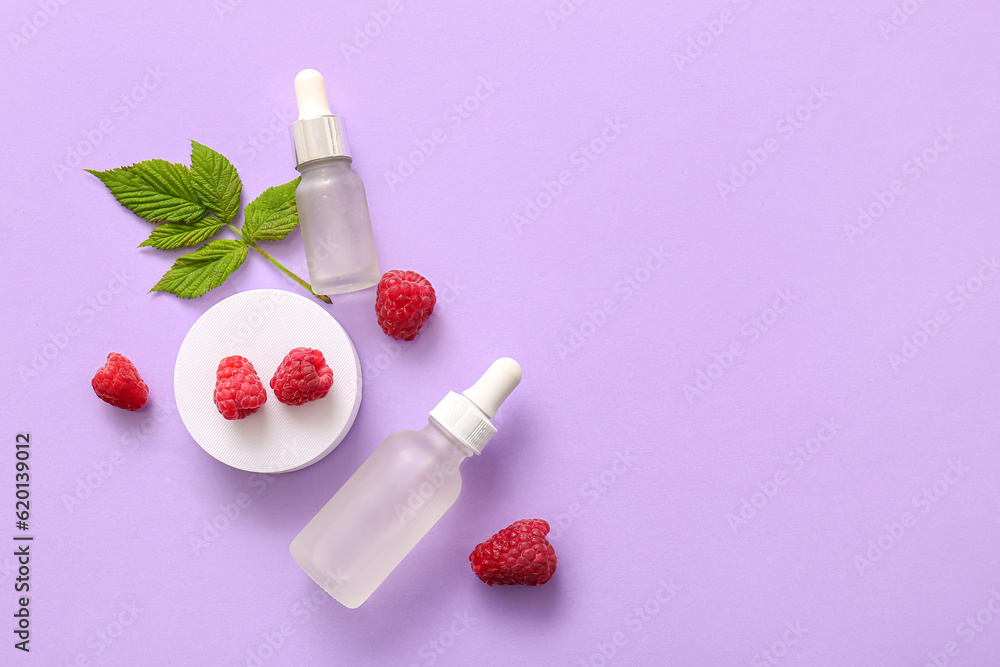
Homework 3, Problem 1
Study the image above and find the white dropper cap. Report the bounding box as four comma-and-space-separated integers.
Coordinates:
428, 358, 523, 454
462, 357, 522, 419
294, 69, 333, 119
289, 68, 350, 166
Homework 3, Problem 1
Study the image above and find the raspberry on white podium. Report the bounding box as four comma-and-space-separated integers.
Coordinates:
174, 289, 362, 473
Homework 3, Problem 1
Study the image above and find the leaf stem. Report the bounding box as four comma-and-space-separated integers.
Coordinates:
225, 223, 331, 304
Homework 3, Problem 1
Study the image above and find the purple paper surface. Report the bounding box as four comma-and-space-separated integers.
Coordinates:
3, 1, 1000, 665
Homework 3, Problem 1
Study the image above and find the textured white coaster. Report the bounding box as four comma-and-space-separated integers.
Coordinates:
174, 289, 362, 473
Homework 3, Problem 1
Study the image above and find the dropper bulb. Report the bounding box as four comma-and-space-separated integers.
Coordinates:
294, 68, 333, 120
462, 358, 522, 419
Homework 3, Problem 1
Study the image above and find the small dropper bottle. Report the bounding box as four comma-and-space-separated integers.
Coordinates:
290, 358, 523, 608
289, 69, 380, 295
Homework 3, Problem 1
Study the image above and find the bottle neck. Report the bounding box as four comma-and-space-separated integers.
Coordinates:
422, 421, 475, 461
296, 155, 353, 174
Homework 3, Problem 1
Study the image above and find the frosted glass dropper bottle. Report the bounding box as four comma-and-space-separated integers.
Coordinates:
290, 357, 523, 608
289, 68, 380, 295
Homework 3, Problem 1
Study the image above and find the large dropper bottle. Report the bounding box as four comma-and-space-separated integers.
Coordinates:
290, 358, 524, 608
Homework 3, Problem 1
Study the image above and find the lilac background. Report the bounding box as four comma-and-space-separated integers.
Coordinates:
2, 1, 1000, 665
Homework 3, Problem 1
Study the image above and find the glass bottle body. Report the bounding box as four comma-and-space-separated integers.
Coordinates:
290, 422, 470, 608
295, 157, 380, 295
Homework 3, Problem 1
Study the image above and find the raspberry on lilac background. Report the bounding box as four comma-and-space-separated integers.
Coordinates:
91, 352, 149, 411
375, 270, 436, 341
469, 518, 557, 587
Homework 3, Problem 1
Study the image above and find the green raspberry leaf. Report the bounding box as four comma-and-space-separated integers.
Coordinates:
242, 177, 301, 242
85, 160, 207, 223
138, 219, 224, 251
150, 239, 248, 298
190, 141, 242, 223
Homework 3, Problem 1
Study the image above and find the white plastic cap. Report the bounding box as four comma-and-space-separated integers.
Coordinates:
428, 358, 522, 454
294, 68, 333, 120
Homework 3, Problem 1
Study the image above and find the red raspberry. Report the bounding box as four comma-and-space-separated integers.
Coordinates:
92, 352, 148, 411
375, 270, 436, 341
469, 518, 557, 587
213, 355, 266, 420
270, 347, 334, 406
